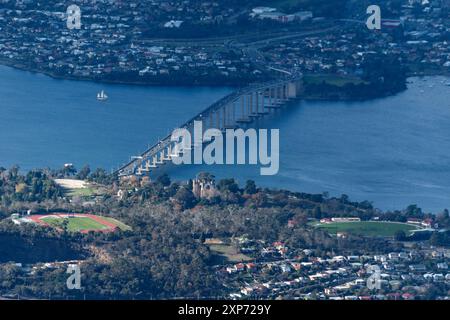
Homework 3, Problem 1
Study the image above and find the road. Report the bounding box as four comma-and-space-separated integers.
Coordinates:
140, 25, 338, 49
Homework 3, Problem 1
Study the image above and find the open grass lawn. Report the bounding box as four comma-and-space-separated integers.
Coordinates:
54, 179, 105, 198
67, 187, 97, 197
208, 244, 252, 264
316, 221, 420, 237
41, 216, 108, 232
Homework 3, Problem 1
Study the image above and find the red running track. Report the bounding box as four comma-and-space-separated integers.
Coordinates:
27, 213, 118, 233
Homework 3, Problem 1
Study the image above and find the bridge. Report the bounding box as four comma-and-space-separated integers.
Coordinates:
116, 76, 304, 178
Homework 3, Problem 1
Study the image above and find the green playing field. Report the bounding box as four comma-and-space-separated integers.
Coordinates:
316, 221, 420, 237
41, 216, 109, 232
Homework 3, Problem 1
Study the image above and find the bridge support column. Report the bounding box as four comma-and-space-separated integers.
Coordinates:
255, 92, 259, 114
209, 112, 213, 129
232, 102, 236, 124
226, 103, 233, 128
168, 146, 172, 160
269, 88, 273, 107
148, 159, 153, 170
262, 91, 265, 108
287, 81, 302, 98
216, 110, 220, 129
223, 105, 227, 128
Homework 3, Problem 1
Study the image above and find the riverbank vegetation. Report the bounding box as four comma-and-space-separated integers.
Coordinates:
0, 165, 449, 299
303, 54, 408, 100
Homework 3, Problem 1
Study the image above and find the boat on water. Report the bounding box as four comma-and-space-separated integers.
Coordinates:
97, 90, 108, 101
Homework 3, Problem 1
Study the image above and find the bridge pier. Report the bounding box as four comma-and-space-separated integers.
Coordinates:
258, 91, 268, 115
223, 105, 227, 128
265, 87, 279, 109
237, 94, 252, 124
224, 102, 236, 129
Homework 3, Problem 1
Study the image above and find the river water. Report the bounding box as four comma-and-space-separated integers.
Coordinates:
0, 65, 449, 212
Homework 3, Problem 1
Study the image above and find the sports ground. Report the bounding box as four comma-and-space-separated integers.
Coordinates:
315, 221, 421, 237
28, 214, 130, 233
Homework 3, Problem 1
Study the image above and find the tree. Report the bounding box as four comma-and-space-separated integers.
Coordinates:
436, 209, 450, 228
8, 165, 19, 181
62, 164, 77, 177
313, 207, 322, 219
430, 231, 450, 246
76, 165, 91, 180
217, 178, 239, 194
174, 187, 196, 210
89, 168, 112, 185
61, 219, 69, 232
340, 194, 349, 204
405, 204, 423, 218
244, 180, 257, 195
394, 230, 406, 241
156, 174, 171, 187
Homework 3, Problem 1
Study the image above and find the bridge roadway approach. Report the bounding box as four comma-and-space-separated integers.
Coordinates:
116, 76, 303, 178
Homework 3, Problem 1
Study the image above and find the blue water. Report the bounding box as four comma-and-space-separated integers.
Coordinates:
1, 65, 449, 212
0, 66, 231, 170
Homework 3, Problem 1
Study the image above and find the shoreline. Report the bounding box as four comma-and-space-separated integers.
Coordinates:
1, 60, 448, 101
0, 59, 248, 88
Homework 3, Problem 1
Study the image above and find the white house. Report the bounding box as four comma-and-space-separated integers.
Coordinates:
164, 20, 183, 28
252, 7, 277, 15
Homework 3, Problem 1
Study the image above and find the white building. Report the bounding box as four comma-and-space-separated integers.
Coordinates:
252, 7, 277, 15
164, 20, 183, 28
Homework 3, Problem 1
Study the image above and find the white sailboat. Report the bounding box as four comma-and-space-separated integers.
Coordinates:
97, 90, 108, 101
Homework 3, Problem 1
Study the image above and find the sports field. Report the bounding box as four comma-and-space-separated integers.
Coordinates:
30, 214, 130, 233
316, 221, 420, 237
41, 216, 108, 232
